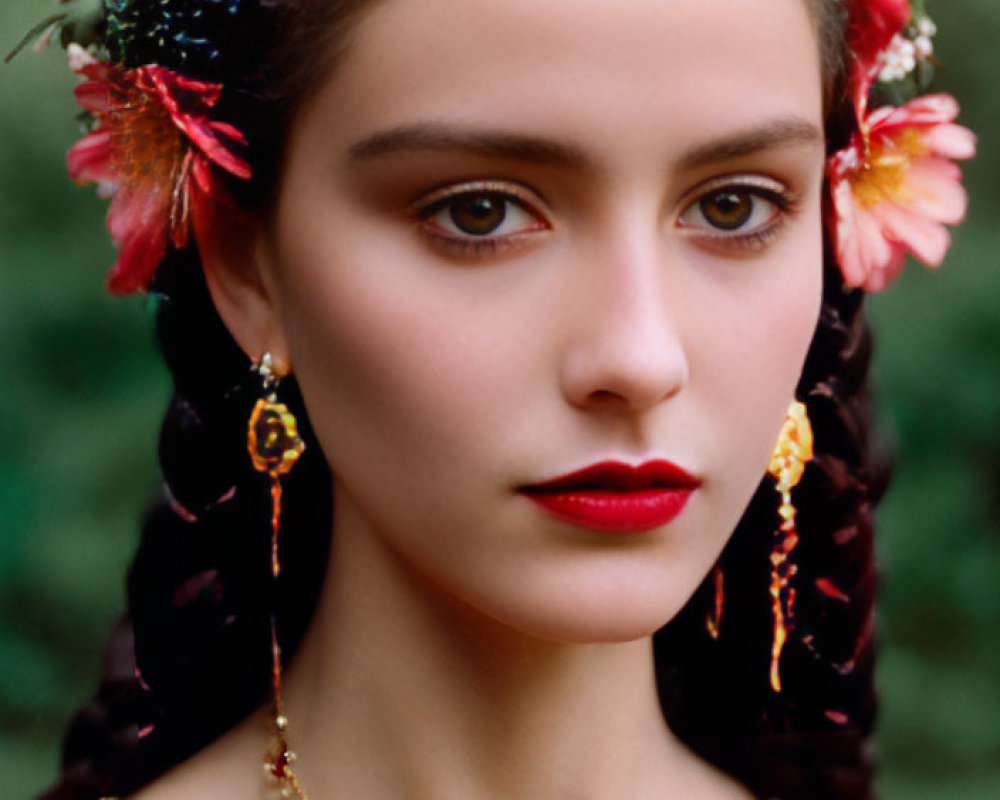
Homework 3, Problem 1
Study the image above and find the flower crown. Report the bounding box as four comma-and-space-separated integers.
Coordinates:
14, 0, 975, 295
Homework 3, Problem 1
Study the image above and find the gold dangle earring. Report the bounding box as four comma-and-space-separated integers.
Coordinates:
705, 565, 725, 641
247, 353, 307, 799
766, 399, 813, 694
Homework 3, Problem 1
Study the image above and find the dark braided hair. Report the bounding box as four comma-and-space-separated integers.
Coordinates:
658, 254, 887, 800
40, 2, 889, 798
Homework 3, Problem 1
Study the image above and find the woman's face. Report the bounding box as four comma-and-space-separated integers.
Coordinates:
254, 0, 826, 642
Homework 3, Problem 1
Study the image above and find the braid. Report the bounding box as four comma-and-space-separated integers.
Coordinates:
659, 256, 889, 800
40, 255, 333, 800
39, 619, 150, 800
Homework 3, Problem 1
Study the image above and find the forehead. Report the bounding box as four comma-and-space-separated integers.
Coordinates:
297, 0, 823, 167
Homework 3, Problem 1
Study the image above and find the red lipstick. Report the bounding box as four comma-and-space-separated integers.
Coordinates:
520, 460, 700, 533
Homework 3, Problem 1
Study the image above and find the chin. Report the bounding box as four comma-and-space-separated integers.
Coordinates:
483, 578, 696, 646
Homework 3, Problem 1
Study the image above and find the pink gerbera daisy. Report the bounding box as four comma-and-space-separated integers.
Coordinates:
829, 94, 976, 292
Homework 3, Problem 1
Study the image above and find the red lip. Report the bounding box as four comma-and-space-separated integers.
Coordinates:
519, 460, 701, 533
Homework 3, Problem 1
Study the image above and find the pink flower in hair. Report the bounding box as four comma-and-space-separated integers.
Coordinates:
66, 46, 251, 294
829, 94, 976, 292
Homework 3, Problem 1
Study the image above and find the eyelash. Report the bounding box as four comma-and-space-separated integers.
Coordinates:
412, 180, 550, 259
412, 175, 799, 259
677, 175, 800, 252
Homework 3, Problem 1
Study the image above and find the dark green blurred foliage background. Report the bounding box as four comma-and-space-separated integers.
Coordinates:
1, 1, 997, 798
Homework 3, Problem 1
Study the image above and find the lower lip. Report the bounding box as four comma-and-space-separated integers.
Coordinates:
523, 488, 694, 533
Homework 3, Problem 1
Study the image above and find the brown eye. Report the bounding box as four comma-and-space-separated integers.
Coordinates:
699, 191, 754, 231
419, 184, 548, 249
678, 177, 789, 247
449, 193, 508, 236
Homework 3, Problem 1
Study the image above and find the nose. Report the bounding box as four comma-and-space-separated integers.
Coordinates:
559, 231, 689, 413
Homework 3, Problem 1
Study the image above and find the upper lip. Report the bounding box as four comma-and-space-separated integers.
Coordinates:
520, 460, 701, 493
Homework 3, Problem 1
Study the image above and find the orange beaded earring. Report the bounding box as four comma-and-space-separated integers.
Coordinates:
247, 353, 307, 799
766, 399, 813, 693
705, 565, 725, 641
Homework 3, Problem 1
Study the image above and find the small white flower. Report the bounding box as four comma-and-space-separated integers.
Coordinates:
876, 20, 937, 84
918, 17, 938, 38
67, 43, 97, 72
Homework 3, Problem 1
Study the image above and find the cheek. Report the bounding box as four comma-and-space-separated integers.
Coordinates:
666, 212, 822, 539
697, 198, 821, 371
281, 269, 454, 458
269, 219, 527, 498
693, 214, 823, 484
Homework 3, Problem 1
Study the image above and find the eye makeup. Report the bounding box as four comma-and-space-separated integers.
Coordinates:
676, 173, 803, 254
410, 179, 552, 259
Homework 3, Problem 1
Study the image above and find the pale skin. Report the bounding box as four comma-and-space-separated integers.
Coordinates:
139, 0, 827, 798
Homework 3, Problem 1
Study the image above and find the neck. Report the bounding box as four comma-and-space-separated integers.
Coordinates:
277, 490, 742, 800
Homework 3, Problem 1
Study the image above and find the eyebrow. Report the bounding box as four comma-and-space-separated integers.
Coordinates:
676, 118, 824, 170
346, 117, 823, 170
347, 124, 587, 168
